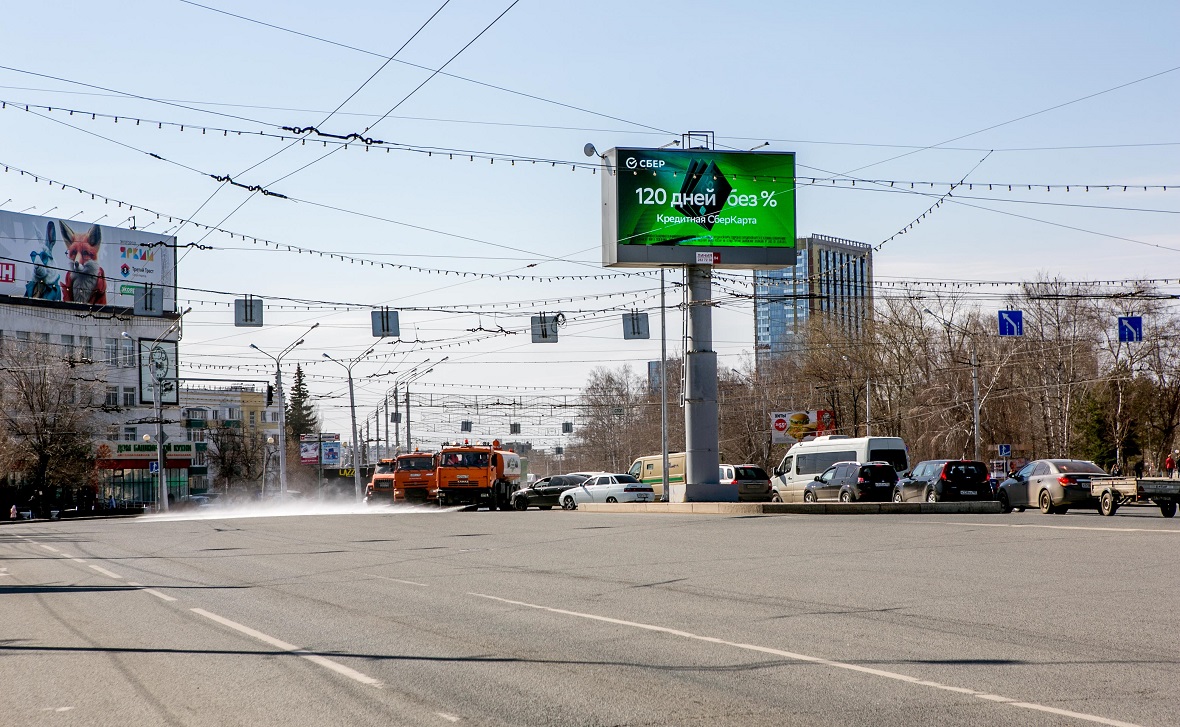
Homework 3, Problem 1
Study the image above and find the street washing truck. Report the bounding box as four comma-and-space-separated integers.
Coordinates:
392, 450, 438, 503
364, 459, 396, 504
436, 440, 522, 510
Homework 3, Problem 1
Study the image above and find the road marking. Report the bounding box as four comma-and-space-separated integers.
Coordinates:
435, 713, 461, 722
88, 565, 122, 579
938, 521, 1180, 534
40, 545, 59, 553
191, 608, 381, 687
469, 593, 1142, 727
365, 574, 428, 587
141, 587, 177, 602
71, 558, 86, 563
40, 707, 74, 712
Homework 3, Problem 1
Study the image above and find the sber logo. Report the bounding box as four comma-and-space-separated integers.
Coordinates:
625, 156, 664, 170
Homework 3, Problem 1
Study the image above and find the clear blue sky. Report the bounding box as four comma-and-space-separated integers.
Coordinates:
2, 1, 1178, 444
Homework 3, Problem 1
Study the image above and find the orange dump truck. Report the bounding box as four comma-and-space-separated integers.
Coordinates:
364, 459, 396, 504
392, 451, 438, 503
436, 440, 522, 510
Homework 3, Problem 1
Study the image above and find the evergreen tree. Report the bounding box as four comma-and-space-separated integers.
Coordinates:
285, 365, 318, 437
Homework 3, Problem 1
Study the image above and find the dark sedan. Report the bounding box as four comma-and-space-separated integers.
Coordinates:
894, 460, 992, 503
997, 459, 1107, 514
511, 474, 587, 510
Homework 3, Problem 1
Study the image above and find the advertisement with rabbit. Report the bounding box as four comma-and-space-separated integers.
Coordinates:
0, 209, 176, 310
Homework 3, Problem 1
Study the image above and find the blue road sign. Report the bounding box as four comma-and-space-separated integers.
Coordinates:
998, 310, 1023, 337
1118, 316, 1143, 343
148, 460, 160, 473
998, 444, 1012, 458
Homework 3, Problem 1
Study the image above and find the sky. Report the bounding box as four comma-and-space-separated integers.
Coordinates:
2, 1, 1178, 448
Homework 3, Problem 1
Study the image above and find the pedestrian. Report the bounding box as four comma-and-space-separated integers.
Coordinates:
1166, 453, 1176, 480
1134, 460, 1144, 479
1111, 462, 1122, 477
9, 505, 16, 520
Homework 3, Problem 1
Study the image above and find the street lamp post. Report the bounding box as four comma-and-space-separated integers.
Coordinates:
924, 309, 980, 461
323, 343, 378, 502
250, 323, 319, 498
122, 307, 190, 513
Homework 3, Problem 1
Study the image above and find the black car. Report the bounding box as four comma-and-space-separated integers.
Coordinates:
895, 459, 992, 503
804, 461, 898, 503
511, 474, 587, 510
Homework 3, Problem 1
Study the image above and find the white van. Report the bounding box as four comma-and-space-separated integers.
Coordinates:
772, 435, 908, 502
627, 452, 685, 500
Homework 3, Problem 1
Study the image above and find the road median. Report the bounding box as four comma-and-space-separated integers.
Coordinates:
579, 501, 1002, 515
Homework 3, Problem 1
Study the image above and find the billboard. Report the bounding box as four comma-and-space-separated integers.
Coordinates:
602, 148, 797, 269
299, 441, 320, 465
0, 210, 177, 310
770, 410, 836, 445
137, 339, 179, 406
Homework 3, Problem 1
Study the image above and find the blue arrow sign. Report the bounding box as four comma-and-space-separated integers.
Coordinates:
998, 444, 1012, 457
1118, 316, 1143, 343
148, 461, 160, 473
998, 310, 1023, 337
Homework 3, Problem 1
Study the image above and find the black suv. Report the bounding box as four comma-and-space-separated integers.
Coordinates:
511, 474, 586, 510
895, 460, 991, 502
804, 461, 899, 503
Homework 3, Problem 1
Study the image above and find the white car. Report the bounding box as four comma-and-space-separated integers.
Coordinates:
560, 473, 654, 509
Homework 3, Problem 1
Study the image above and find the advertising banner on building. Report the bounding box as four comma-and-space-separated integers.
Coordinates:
770, 410, 837, 445
0, 209, 177, 310
602, 148, 797, 269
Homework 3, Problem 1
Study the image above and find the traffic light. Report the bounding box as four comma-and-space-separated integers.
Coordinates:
266, 384, 274, 407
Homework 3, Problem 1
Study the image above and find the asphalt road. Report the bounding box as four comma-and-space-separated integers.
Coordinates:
2, 503, 1178, 726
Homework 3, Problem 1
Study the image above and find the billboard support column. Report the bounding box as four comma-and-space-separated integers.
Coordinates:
673, 265, 736, 503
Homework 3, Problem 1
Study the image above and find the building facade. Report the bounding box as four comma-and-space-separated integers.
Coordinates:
754, 234, 874, 364
180, 385, 281, 494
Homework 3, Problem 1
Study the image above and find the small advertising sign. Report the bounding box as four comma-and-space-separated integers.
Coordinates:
770, 410, 836, 445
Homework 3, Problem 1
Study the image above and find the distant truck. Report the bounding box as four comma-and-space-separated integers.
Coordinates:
436, 440, 522, 510
364, 459, 396, 504
1092, 476, 1180, 517
392, 451, 437, 503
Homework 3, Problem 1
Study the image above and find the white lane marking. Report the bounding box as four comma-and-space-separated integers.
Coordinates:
88, 565, 122, 579
191, 608, 381, 687
435, 713, 461, 722
142, 588, 177, 602
470, 593, 1142, 727
365, 573, 428, 587
71, 558, 87, 563
40, 707, 74, 712
937, 521, 1180, 534
40, 545, 60, 553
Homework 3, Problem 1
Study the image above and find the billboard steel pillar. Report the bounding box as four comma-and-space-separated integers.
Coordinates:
672, 265, 736, 502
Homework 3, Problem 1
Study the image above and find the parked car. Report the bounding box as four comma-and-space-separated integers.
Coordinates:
560, 473, 654, 509
511, 475, 586, 510
773, 436, 909, 502
996, 459, 1108, 514
894, 460, 992, 502
804, 461, 898, 502
720, 464, 774, 502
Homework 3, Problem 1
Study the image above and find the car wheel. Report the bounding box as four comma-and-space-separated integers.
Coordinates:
1038, 489, 1057, 514
892, 489, 903, 503
925, 487, 937, 503
562, 497, 577, 511
1160, 501, 1177, 518
803, 490, 817, 503
513, 497, 528, 511
838, 490, 852, 503
606, 496, 618, 503
998, 491, 1012, 514
770, 491, 782, 503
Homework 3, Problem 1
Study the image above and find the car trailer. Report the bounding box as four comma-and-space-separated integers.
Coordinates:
1092, 477, 1180, 518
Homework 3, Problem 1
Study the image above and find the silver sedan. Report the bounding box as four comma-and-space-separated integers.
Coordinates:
998, 459, 1106, 514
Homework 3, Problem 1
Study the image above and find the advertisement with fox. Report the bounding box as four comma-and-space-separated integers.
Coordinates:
0, 209, 177, 310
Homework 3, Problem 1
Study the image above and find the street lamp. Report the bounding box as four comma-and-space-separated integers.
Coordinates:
122, 306, 190, 513
924, 309, 980, 461
323, 342, 379, 502
250, 322, 319, 498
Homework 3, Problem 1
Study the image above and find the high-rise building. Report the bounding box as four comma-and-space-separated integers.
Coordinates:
754, 234, 873, 364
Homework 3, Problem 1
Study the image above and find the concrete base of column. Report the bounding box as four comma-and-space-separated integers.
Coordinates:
668, 482, 739, 503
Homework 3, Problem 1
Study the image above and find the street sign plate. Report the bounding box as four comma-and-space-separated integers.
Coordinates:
531, 314, 560, 343
998, 444, 1012, 457
371, 309, 400, 338
622, 311, 650, 340
1118, 316, 1143, 343
998, 310, 1023, 337
234, 298, 264, 327
148, 461, 159, 473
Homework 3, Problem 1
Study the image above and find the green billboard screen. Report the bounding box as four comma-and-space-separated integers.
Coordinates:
601, 147, 797, 268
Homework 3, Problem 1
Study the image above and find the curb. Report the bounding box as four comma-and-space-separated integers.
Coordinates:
578, 501, 1002, 515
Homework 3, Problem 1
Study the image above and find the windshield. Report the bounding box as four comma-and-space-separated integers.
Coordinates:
869, 448, 908, 473
736, 466, 769, 480
374, 463, 394, 475
615, 474, 640, 484
1053, 460, 1106, 474
398, 456, 434, 471
439, 451, 489, 468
